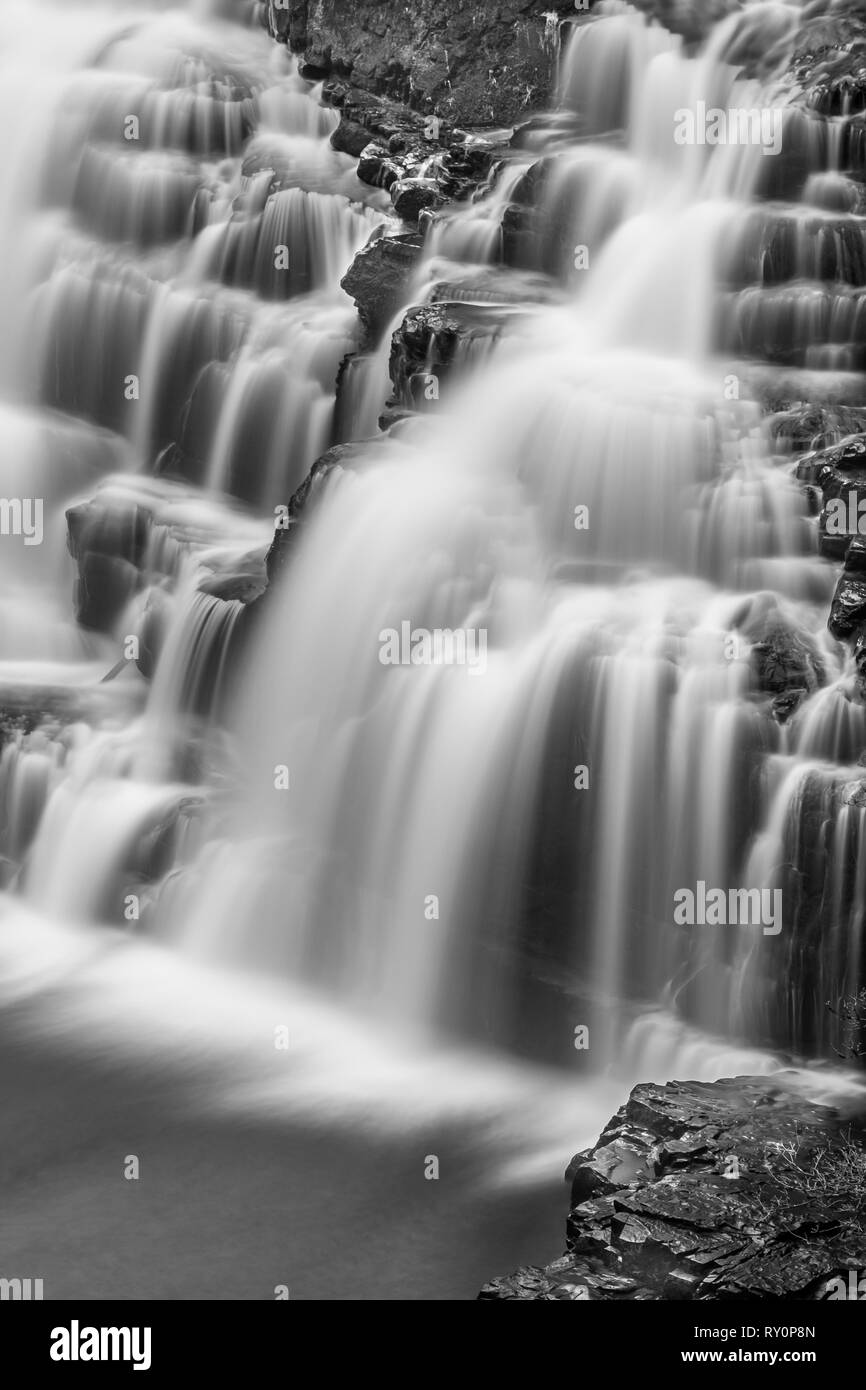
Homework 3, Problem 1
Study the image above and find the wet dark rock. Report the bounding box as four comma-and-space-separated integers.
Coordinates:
388, 300, 513, 412
480, 1075, 866, 1300
329, 85, 449, 156
478, 1268, 558, 1300
335, 87, 506, 224
799, 434, 866, 559
390, 179, 446, 223
265, 442, 369, 587
830, 571, 866, 639
66, 500, 153, 633
329, 118, 374, 157
319, 75, 513, 245
299, 46, 331, 79
383, 267, 553, 414
568, 1133, 656, 1202
66, 492, 268, 674
340, 231, 423, 341
728, 593, 826, 705
845, 535, 866, 573
267, 0, 574, 126
260, 0, 304, 47
788, 8, 866, 117
750, 625, 825, 699
356, 141, 401, 189
771, 403, 866, 454
814, 433, 866, 477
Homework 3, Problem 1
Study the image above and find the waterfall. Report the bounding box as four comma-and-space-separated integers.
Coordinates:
145, 0, 860, 1067
1, 0, 865, 1299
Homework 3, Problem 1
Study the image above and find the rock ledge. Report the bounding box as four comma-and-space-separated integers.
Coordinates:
480, 1075, 866, 1300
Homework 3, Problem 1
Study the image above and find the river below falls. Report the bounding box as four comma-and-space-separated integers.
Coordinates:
0, 906, 823, 1299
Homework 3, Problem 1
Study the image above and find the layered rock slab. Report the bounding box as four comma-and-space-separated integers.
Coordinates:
480, 1075, 866, 1300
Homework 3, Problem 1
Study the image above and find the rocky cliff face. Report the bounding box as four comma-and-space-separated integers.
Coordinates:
480, 1076, 866, 1300
259, 0, 575, 125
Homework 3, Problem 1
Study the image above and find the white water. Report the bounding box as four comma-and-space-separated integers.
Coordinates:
0, 0, 864, 1298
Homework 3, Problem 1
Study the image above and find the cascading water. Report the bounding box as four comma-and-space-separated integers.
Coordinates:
168, 0, 864, 1066
1, 0, 864, 1299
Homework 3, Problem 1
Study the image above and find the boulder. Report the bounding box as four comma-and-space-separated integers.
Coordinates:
66, 499, 153, 633
771, 403, 866, 454
390, 178, 446, 223
788, 8, 866, 117
480, 1075, 866, 1300
387, 300, 514, 411
330, 118, 374, 157
273, 0, 575, 126
340, 231, 424, 341
727, 592, 826, 713
830, 570, 866, 640
798, 434, 866, 559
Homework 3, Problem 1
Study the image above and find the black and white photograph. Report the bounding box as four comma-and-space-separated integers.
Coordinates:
0, 0, 865, 1348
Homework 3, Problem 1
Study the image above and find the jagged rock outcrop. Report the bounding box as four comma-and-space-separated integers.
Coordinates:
264, 441, 371, 586
387, 301, 510, 413
259, 0, 575, 125
802, 434, 866, 562
726, 592, 827, 721
326, 83, 454, 170
382, 267, 556, 418
480, 1075, 866, 1300
830, 562, 866, 642
769, 402, 866, 454
788, 432, 866, 655
67, 492, 267, 630
66, 487, 268, 696
788, 2, 866, 116
340, 232, 424, 342
324, 80, 510, 230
